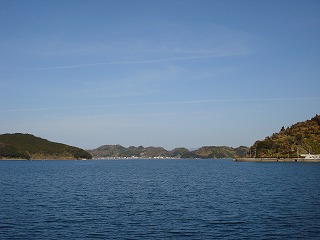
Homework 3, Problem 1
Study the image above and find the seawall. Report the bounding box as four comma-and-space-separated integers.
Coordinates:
234, 158, 320, 162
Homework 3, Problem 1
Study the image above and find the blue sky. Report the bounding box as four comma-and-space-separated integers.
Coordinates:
1, 0, 319, 150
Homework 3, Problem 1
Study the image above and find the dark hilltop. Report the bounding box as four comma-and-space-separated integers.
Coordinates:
0, 133, 92, 160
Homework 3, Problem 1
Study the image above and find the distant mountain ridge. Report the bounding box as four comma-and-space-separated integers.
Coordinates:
88, 145, 248, 159
0, 133, 92, 160
250, 115, 320, 158
5, 115, 317, 160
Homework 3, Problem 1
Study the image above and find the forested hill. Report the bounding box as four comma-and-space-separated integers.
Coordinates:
0, 133, 92, 160
88, 145, 248, 159
193, 146, 249, 159
251, 115, 320, 158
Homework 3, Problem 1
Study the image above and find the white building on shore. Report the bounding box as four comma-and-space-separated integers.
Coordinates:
300, 154, 320, 160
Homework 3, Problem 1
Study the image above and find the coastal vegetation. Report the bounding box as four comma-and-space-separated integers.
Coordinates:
250, 115, 320, 158
0, 133, 92, 160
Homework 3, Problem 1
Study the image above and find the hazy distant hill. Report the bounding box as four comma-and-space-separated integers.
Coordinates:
88, 145, 171, 158
250, 115, 320, 158
0, 133, 92, 160
88, 145, 247, 159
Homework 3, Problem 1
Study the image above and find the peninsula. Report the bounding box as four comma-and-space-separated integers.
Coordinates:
235, 115, 320, 162
0, 133, 92, 160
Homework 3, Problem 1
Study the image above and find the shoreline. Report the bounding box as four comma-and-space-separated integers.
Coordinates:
2, 157, 320, 162
234, 158, 320, 162
0, 158, 86, 161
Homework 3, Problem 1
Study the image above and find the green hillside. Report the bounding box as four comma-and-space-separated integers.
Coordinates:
0, 133, 92, 160
193, 146, 248, 159
250, 115, 320, 158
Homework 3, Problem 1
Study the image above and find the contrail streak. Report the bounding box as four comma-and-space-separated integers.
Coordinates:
17, 54, 239, 70
1, 97, 319, 113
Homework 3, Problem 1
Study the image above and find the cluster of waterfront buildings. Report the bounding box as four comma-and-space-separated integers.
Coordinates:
93, 156, 182, 160
235, 153, 320, 162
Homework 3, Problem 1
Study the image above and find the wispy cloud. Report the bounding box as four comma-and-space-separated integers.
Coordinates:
13, 22, 256, 71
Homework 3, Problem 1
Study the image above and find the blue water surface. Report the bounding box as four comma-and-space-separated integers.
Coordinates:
0, 159, 319, 239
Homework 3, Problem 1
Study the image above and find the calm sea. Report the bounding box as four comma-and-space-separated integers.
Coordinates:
0, 159, 319, 239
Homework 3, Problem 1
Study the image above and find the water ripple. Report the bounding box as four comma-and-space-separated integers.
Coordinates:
0, 160, 320, 239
